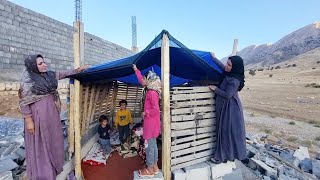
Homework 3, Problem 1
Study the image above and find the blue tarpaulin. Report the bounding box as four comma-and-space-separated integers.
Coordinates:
69, 30, 224, 87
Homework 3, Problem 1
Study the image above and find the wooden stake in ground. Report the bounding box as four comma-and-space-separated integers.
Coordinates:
161, 33, 171, 180
232, 39, 238, 56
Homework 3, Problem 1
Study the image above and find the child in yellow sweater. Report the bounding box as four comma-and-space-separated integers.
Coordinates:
115, 100, 133, 144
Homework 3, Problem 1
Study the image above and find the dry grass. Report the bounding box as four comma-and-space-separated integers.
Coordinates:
263, 128, 272, 134
289, 121, 296, 125
301, 140, 312, 147
286, 136, 298, 142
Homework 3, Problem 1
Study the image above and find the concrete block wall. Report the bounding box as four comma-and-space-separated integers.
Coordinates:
0, 0, 133, 82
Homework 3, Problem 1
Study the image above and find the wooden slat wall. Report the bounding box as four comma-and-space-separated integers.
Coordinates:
114, 82, 143, 118
170, 86, 216, 171
79, 81, 143, 132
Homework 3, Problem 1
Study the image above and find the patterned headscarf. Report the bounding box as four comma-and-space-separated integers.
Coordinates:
20, 54, 61, 111
141, 70, 162, 111
145, 71, 161, 96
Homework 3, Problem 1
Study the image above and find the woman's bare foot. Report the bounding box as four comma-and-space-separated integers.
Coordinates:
138, 167, 154, 177
153, 164, 159, 174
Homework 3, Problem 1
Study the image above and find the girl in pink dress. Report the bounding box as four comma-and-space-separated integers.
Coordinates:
133, 64, 161, 177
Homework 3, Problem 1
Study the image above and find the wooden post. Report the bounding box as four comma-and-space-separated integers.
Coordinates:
232, 39, 238, 56
68, 79, 75, 159
73, 21, 84, 179
161, 33, 171, 180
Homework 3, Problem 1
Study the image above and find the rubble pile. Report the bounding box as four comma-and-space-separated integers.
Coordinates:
244, 133, 320, 180
0, 111, 70, 179
0, 117, 25, 179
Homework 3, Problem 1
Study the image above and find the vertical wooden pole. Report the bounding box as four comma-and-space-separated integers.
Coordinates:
73, 21, 84, 179
161, 33, 171, 180
68, 79, 75, 159
232, 39, 238, 56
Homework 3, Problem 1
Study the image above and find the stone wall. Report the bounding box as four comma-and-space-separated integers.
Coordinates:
0, 82, 69, 100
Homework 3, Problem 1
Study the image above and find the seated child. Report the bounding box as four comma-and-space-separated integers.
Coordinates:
115, 100, 133, 144
98, 115, 112, 156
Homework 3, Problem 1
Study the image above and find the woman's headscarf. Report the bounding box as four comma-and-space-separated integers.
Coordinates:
20, 54, 60, 110
226, 55, 245, 91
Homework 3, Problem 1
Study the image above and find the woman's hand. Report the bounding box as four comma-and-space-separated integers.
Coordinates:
209, 85, 217, 91
78, 65, 90, 72
210, 52, 216, 58
132, 64, 138, 71
25, 117, 35, 135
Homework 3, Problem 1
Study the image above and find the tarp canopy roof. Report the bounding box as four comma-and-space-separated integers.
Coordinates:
69, 30, 224, 87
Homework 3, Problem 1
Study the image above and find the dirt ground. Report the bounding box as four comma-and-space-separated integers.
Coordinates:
241, 67, 320, 123
0, 94, 21, 118
241, 52, 320, 153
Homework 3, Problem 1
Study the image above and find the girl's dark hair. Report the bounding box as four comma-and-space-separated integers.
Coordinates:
119, 100, 127, 106
98, 115, 108, 123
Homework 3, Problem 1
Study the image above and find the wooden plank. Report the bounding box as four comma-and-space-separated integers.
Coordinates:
97, 86, 108, 117
171, 126, 216, 137
171, 136, 216, 152
171, 92, 214, 101
110, 81, 118, 124
171, 99, 215, 109
133, 87, 139, 117
171, 142, 215, 157
81, 85, 89, 135
104, 87, 112, 115
172, 132, 215, 145
171, 86, 212, 91
171, 149, 214, 165
89, 85, 101, 123
171, 119, 216, 130
86, 85, 96, 130
171, 87, 212, 94
171, 156, 212, 171
161, 33, 171, 180
172, 112, 216, 122
171, 106, 215, 115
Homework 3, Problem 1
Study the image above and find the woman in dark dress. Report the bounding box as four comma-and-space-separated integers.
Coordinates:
209, 55, 246, 163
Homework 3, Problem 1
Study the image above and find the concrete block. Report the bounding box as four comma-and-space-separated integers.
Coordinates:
172, 169, 186, 180
249, 158, 276, 177
312, 160, 320, 179
221, 169, 243, 180
0, 83, 5, 91
207, 161, 236, 179
293, 146, 309, 161
5, 83, 13, 90
9, 91, 18, 95
133, 170, 163, 180
184, 162, 211, 180
298, 158, 312, 173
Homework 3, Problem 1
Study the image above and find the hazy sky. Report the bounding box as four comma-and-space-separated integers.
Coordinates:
9, 0, 320, 59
